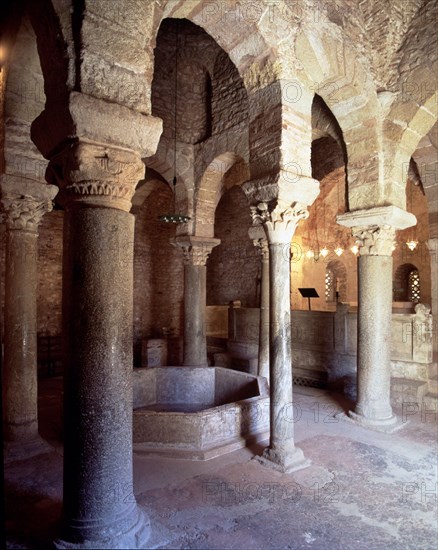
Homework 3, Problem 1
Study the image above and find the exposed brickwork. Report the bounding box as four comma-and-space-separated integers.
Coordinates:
211, 49, 248, 135
37, 209, 63, 335
207, 186, 259, 307
152, 19, 219, 145
133, 186, 184, 366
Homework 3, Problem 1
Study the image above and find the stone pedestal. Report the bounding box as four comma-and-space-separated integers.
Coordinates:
174, 236, 220, 366
251, 201, 311, 473
249, 226, 269, 380
1, 186, 55, 457
48, 142, 150, 549
338, 206, 416, 432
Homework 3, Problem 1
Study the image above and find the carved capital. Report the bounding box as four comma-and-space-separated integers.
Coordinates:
352, 225, 396, 256
174, 236, 220, 266
47, 142, 144, 211
1, 194, 53, 232
250, 201, 308, 244
181, 245, 212, 266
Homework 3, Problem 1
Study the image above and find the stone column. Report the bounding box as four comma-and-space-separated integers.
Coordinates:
427, 237, 437, 357
1, 187, 55, 457
338, 206, 416, 432
248, 226, 269, 380
174, 236, 220, 366
48, 142, 150, 549
250, 201, 311, 473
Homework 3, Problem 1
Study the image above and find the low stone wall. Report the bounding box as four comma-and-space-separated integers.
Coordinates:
218, 303, 434, 389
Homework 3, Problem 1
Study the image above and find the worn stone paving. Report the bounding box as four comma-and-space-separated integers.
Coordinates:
4, 380, 438, 549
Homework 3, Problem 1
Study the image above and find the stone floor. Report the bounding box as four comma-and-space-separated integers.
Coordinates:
4, 377, 438, 549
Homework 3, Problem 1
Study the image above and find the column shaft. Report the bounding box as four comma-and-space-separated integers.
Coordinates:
338, 209, 417, 431
258, 245, 270, 379
45, 142, 150, 549
4, 229, 38, 441
355, 255, 394, 420
269, 242, 294, 448
1, 188, 55, 457
58, 206, 148, 547
174, 236, 219, 367
183, 264, 207, 366
250, 200, 311, 473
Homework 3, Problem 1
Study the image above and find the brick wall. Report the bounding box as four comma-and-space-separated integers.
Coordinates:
207, 186, 260, 307
37, 209, 63, 335
133, 186, 184, 366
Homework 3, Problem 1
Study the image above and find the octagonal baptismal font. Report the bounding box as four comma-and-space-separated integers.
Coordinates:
133, 367, 269, 459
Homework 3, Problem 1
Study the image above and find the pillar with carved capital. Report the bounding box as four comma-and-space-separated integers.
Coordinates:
338, 206, 416, 431
248, 226, 269, 380
250, 201, 311, 473
1, 184, 56, 457
174, 236, 220, 366
48, 142, 150, 549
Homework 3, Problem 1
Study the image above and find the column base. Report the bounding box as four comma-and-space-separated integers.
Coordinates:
254, 445, 311, 474
4, 435, 54, 464
54, 503, 150, 550
336, 410, 407, 433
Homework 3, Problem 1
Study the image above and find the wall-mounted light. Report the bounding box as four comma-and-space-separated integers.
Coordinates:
320, 247, 329, 258
406, 240, 418, 251
334, 247, 343, 256
350, 244, 359, 256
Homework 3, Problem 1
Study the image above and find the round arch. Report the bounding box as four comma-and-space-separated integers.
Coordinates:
195, 153, 249, 238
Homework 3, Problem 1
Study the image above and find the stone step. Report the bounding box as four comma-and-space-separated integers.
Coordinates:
390, 377, 429, 406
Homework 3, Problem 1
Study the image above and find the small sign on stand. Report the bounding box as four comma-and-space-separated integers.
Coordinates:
298, 288, 319, 311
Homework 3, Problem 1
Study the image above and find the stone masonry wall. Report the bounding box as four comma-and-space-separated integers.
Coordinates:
207, 186, 259, 308
133, 186, 184, 366
37, 209, 63, 335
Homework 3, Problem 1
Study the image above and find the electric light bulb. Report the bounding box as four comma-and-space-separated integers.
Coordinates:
406, 240, 418, 251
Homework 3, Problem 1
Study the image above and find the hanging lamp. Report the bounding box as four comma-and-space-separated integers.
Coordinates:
159, 20, 191, 224
405, 179, 417, 250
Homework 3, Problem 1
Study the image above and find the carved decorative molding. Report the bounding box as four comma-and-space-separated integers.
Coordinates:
250, 201, 308, 244
47, 142, 144, 211
174, 236, 220, 266
1, 194, 53, 231
180, 244, 213, 266
352, 225, 396, 256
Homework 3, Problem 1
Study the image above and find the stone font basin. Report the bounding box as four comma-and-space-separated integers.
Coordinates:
133, 366, 269, 459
